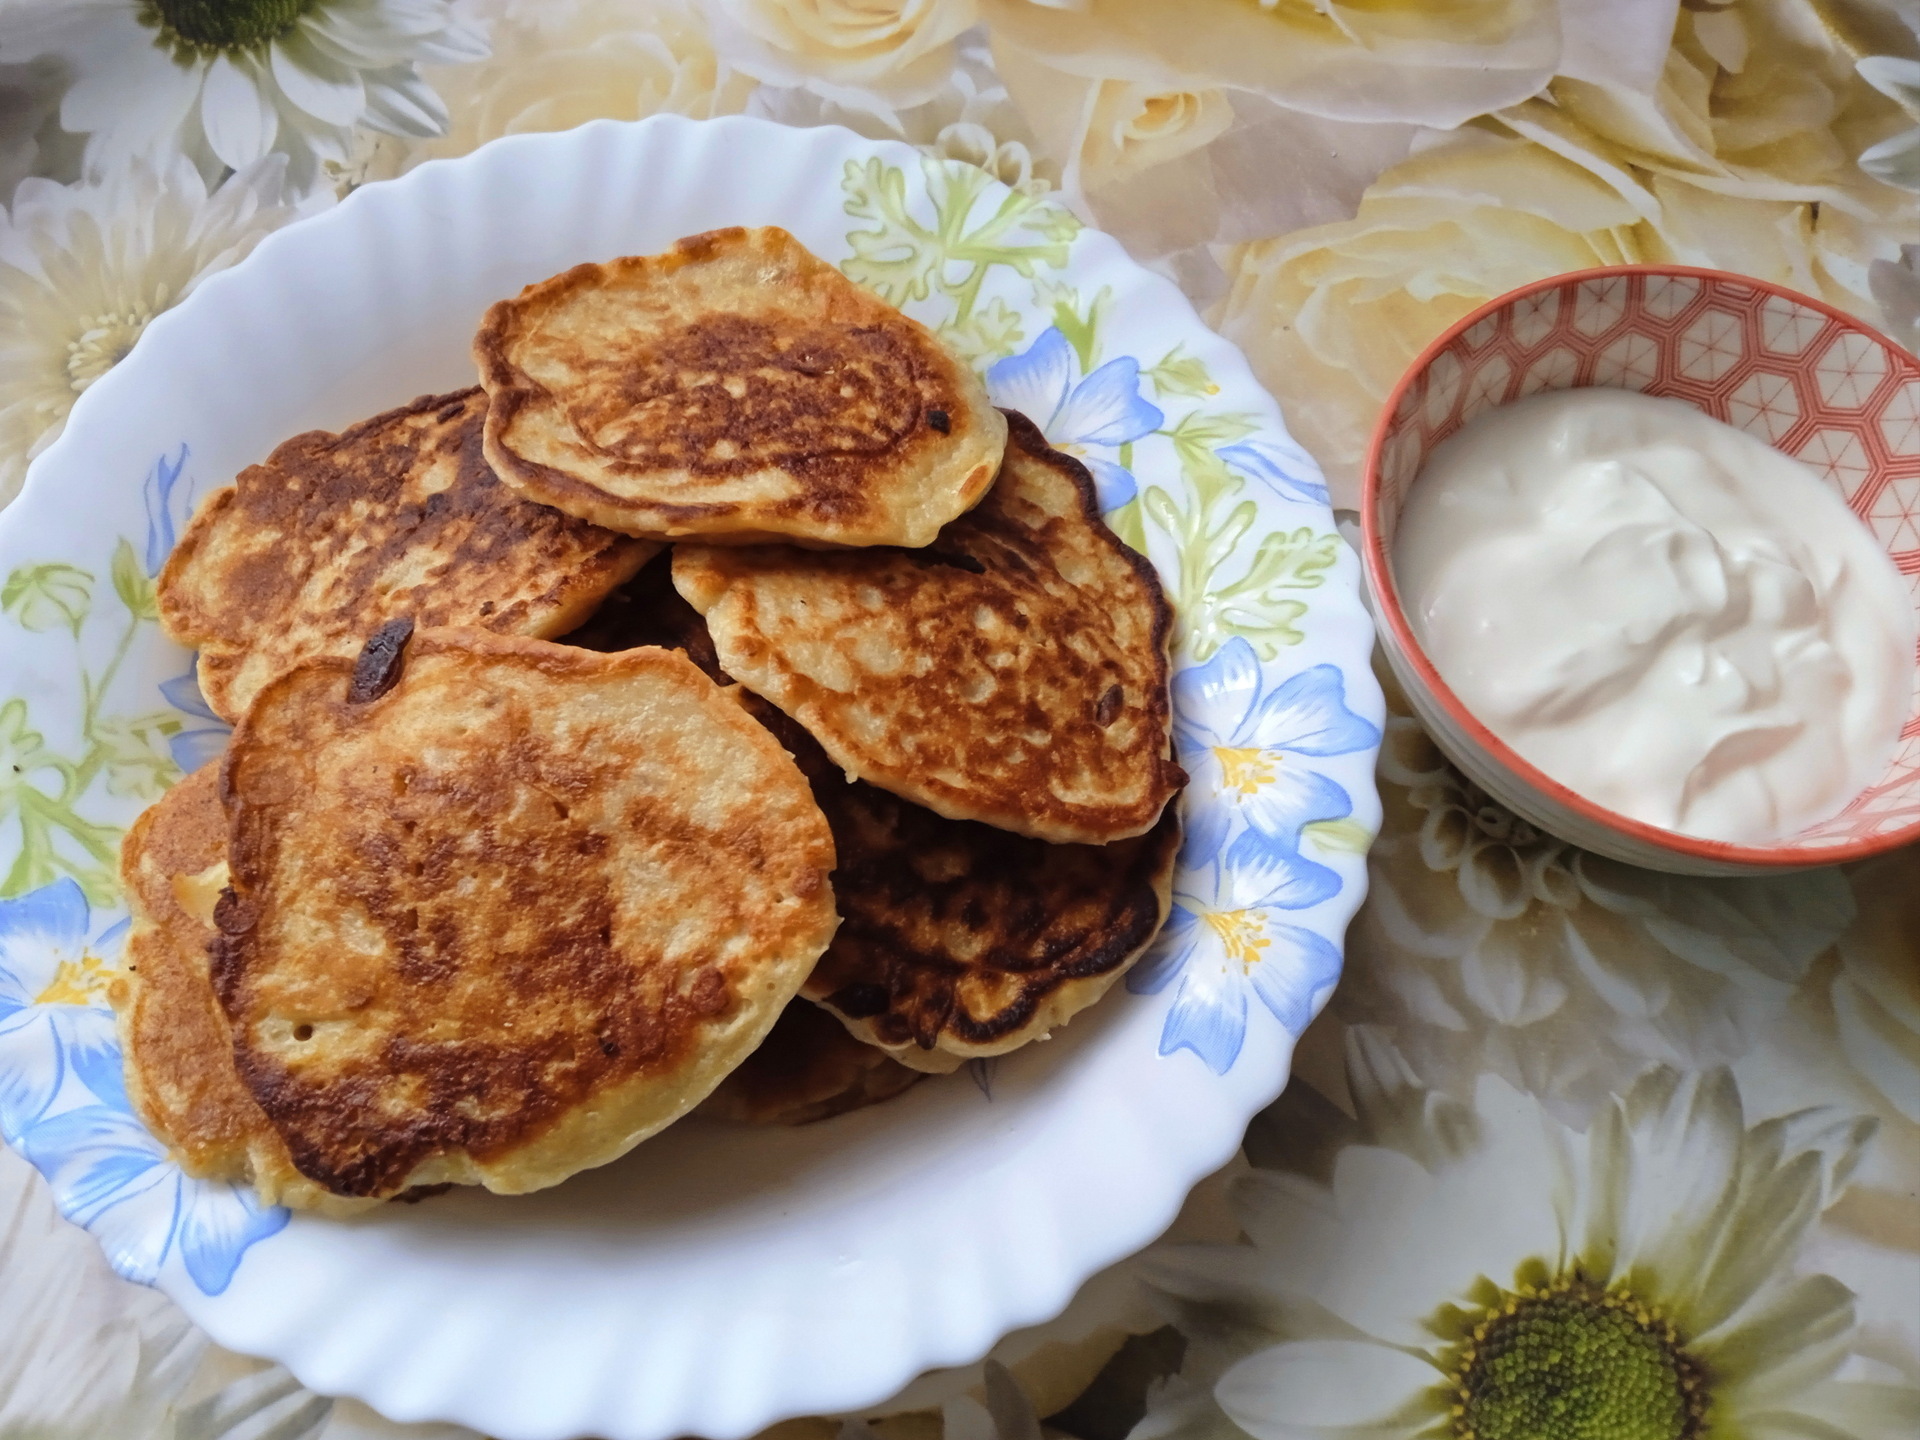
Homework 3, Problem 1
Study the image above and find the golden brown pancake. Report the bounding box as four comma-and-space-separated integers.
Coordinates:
215, 628, 838, 1206
806, 797, 1180, 1070
472, 227, 1006, 548
158, 387, 655, 721
112, 766, 267, 1182
110, 769, 365, 1215
763, 697, 1180, 1070
566, 563, 1181, 1069
675, 412, 1186, 843
698, 1000, 921, 1126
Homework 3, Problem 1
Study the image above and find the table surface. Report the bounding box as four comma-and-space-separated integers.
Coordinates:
0, 3, 1915, 1438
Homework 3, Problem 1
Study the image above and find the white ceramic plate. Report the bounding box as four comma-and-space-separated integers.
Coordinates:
0, 116, 1382, 1440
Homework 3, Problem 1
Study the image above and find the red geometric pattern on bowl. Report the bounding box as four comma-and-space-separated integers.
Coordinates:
1370, 265, 1920, 861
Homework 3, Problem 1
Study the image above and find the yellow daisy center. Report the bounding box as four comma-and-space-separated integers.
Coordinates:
142, 0, 316, 56
1214, 746, 1277, 796
34, 951, 116, 1008
1202, 909, 1269, 971
1445, 1276, 1709, 1440
67, 298, 167, 393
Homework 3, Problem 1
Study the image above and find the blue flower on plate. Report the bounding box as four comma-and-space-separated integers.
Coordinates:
21, 1094, 287, 1295
142, 444, 193, 577
1217, 435, 1331, 507
1127, 840, 1344, 1074
0, 879, 125, 1141
1173, 638, 1380, 877
986, 327, 1163, 510
0, 880, 286, 1294
160, 654, 231, 773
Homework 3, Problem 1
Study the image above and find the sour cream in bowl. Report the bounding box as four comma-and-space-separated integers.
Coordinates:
1363, 267, 1920, 876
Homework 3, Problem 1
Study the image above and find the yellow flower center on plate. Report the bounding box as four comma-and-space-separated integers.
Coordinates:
34, 952, 115, 1008
1202, 909, 1270, 971
1215, 746, 1277, 796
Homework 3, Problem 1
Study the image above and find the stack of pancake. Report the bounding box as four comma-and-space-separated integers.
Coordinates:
115, 226, 1185, 1215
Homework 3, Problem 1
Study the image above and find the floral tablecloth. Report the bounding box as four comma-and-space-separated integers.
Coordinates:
0, 3, 1916, 1439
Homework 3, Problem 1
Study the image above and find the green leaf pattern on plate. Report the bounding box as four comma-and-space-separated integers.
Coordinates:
842, 154, 1078, 366
2, 563, 93, 639
839, 158, 1342, 667
0, 555, 180, 905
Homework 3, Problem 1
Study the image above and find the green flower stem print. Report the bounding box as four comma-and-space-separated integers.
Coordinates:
1143, 412, 1340, 662
842, 155, 1080, 365
1, 541, 180, 906
981, 275, 1342, 665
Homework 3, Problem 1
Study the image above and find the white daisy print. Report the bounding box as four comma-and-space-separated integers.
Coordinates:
0, 153, 304, 506
8, 0, 488, 191
1140, 1037, 1918, 1440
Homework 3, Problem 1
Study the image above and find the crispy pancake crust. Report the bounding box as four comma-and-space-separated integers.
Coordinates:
568, 564, 1180, 1065
761, 694, 1180, 1066
112, 767, 265, 1181
676, 412, 1186, 842
158, 387, 655, 721
473, 227, 1006, 548
698, 999, 921, 1126
110, 769, 372, 1215
216, 629, 837, 1204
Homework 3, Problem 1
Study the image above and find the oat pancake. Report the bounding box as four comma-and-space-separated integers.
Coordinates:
760, 696, 1180, 1069
112, 766, 266, 1182
473, 227, 1006, 548
109, 769, 363, 1215
215, 628, 838, 1204
698, 1000, 921, 1126
566, 565, 1182, 1068
675, 412, 1186, 843
158, 387, 655, 722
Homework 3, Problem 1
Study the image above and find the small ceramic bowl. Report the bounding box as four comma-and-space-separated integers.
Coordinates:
1363, 265, 1920, 876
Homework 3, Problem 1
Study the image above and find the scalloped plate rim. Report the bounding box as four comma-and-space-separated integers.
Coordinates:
0, 115, 1382, 1440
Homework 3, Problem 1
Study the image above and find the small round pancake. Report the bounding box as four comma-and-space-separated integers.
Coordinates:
110, 769, 366, 1215
158, 387, 655, 722
215, 628, 838, 1204
675, 412, 1186, 843
698, 1000, 921, 1126
112, 766, 268, 1182
563, 574, 1181, 1068
806, 788, 1181, 1071
757, 696, 1182, 1069
472, 226, 1006, 548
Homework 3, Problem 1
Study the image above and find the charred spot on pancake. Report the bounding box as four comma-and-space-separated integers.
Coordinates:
922, 548, 987, 575
928, 409, 951, 434
156, 387, 654, 722
213, 886, 256, 935
348, 617, 415, 704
